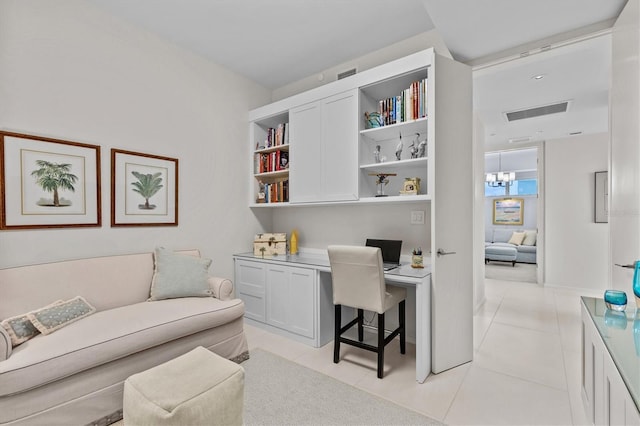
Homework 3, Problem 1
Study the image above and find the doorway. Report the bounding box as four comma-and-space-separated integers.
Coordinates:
483, 147, 540, 283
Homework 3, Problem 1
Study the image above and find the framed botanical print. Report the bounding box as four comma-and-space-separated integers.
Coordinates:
111, 149, 178, 227
0, 131, 101, 230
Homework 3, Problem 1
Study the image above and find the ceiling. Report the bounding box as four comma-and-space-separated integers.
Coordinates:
88, 0, 629, 150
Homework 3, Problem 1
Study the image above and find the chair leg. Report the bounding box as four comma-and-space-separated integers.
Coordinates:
357, 309, 364, 342
334, 305, 341, 364
377, 312, 385, 379
399, 300, 406, 355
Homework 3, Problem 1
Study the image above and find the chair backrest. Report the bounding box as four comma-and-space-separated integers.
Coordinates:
327, 245, 386, 313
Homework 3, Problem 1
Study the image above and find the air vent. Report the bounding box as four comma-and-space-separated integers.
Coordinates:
337, 68, 357, 80
505, 101, 569, 122
509, 136, 531, 144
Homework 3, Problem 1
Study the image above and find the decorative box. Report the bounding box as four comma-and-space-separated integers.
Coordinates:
253, 233, 287, 257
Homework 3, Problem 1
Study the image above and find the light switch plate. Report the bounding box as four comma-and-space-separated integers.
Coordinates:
411, 210, 425, 225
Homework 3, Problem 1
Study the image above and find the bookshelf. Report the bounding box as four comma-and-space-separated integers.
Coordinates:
358, 68, 430, 202
250, 111, 290, 205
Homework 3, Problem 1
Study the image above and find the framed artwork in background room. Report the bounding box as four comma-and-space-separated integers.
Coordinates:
111, 149, 178, 227
493, 197, 524, 226
0, 131, 101, 230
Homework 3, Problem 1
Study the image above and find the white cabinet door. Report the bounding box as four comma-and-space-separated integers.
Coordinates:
290, 101, 323, 203
265, 264, 316, 339
289, 90, 358, 203
235, 260, 266, 322
266, 265, 289, 330
287, 267, 315, 338
321, 90, 358, 202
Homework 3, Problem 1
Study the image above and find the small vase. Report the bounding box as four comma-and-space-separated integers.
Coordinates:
634, 261, 640, 308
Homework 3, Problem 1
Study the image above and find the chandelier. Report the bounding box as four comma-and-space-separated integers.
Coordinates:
486, 152, 516, 187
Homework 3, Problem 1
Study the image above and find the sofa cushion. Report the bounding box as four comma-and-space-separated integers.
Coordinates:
522, 230, 537, 246
27, 297, 96, 336
492, 229, 514, 243
149, 248, 213, 301
517, 245, 537, 254
0, 297, 244, 396
508, 231, 526, 245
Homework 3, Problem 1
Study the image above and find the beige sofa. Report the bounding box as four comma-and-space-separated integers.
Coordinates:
0, 250, 248, 426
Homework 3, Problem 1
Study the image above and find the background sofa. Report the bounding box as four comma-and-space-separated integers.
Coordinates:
485, 228, 537, 264
0, 249, 248, 426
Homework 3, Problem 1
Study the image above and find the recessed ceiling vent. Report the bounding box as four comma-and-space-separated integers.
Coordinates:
337, 68, 357, 80
505, 101, 570, 122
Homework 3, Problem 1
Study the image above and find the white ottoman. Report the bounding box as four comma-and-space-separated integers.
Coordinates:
123, 346, 244, 426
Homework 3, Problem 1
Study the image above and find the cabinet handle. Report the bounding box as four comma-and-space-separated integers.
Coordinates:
437, 248, 456, 257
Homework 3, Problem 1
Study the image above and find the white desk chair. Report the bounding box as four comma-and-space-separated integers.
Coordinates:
327, 245, 406, 378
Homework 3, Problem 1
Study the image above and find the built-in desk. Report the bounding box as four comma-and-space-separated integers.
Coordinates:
233, 251, 432, 382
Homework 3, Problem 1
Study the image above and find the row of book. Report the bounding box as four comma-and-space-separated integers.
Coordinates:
259, 180, 289, 203
255, 150, 289, 174
263, 123, 289, 148
378, 79, 427, 126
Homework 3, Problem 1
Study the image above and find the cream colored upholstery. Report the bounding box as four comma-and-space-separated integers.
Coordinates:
328, 245, 407, 378
124, 346, 244, 426
328, 245, 406, 314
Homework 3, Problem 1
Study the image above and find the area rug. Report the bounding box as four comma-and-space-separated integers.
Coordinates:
243, 348, 441, 425
485, 262, 537, 283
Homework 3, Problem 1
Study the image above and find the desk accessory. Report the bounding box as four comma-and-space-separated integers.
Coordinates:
411, 248, 424, 268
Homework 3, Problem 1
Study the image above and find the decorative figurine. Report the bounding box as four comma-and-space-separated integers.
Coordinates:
369, 172, 397, 197
395, 133, 403, 161
410, 133, 420, 159
373, 145, 381, 163
417, 138, 427, 158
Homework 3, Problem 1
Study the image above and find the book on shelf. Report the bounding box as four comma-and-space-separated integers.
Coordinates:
260, 179, 289, 203
255, 149, 290, 174
263, 122, 289, 148
375, 78, 427, 126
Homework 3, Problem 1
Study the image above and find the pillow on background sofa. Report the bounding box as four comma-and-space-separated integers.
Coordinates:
27, 296, 96, 335
508, 231, 526, 245
522, 230, 537, 246
1, 300, 63, 346
149, 247, 213, 301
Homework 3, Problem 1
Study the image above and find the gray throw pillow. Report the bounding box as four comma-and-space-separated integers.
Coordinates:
149, 247, 213, 301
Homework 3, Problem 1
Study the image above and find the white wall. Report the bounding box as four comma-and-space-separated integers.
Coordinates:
544, 132, 609, 290
473, 115, 486, 311
0, 0, 272, 280
271, 203, 430, 257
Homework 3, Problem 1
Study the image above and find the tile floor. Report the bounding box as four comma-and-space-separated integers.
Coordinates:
244, 277, 602, 425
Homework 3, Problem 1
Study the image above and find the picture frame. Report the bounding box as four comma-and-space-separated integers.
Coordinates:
493, 197, 524, 226
0, 131, 101, 230
111, 149, 178, 227
595, 171, 608, 223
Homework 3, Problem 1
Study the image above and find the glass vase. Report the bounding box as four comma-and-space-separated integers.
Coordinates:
634, 261, 640, 308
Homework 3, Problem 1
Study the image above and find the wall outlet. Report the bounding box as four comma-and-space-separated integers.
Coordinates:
411, 210, 425, 225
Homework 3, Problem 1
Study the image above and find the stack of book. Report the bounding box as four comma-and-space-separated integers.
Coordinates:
262, 180, 289, 203
255, 150, 289, 174
265, 123, 289, 148
378, 79, 427, 126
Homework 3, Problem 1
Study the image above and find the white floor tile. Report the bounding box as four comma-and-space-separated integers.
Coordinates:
444, 365, 573, 425
474, 322, 567, 390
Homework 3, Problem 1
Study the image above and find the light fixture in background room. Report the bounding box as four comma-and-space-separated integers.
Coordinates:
486, 152, 516, 187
